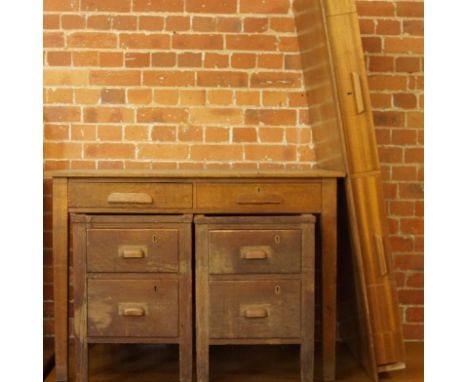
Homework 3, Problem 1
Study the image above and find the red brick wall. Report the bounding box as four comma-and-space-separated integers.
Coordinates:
43, 0, 424, 341
356, 0, 424, 340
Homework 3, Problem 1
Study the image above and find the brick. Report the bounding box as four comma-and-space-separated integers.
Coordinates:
139, 16, 164, 31
112, 16, 138, 30
233, 127, 257, 142
125, 53, 150, 68
356, 1, 394, 17
87, 15, 111, 30
396, 57, 421, 73
193, 17, 216, 32
197, 71, 248, 87
138, 144, 189, 160
133, 0, 183, 12
124, 125, 149, 141
98, 125, 122, 141
190, 108, 243, 124
403, 324, 423, 340
44, 106, 81, 122
120, 33, 170, 49
44, 0, 79, 11
143, 71, 194, 87
398, 290, 424, 305
90, 70, 140, 86
270, 17, 296, 33
84, 107, 134, 123
44, 124, 69, 140
180, 90, 206, 106
394, 255, 423, 271
217, 17, 241, 33
98, 161, 124, 170
396, 2, 424, 18
173, 34, 223, 50
278, 37, 300, 53
191, 145, 243, 161
44, 32, 64, 48
99, 52, 123, 67
166, 16, 190, 32
137, 108, 188, 123
151, 53, 176, 67
245, 109, 296, 126
178, 52, 203, 68
81, 0, 130, 12
72, 51, 98, 66
207, 90, 233, 105
258, 54, 283, 69
392, 165, 417, 181
245, 145, 296, 161
407, 273, 424, 288
263, 91, 288, 107
186, 0, 237, 13
394, 93, 417, 109
244, 18, 268, 33
378, 146, 403, 163
101, 89, 126, 104
251, 72, 302, 88
390, 236, 414, 252
74, 89, 101, 105
178, 126, 203, 142
44, 15, 60, 30
61, 15, 86, 29
240, 0, 290, 14
204, 53, 229, 68
231, 53, 256, 69
403, 20, 424, 36
84, 143, 135, 159
259, 128, 284, 143
68, 32, 116, 48
47, 52, 71, 66
205, 127, 230, 142
385, 38, 424, 54
288, 92, 308, 107
376, 20, 400, 35
406, 307, 424, 323
369, 56, 394, 72
236, 91, 260, 106
405, 148, 424, 163
359, 19, 375, 34
151, 126, 176, 142
369, 75, 407, 90
362, 36, 382, 53
153, 89, 179, 105
400, 218, 424, 235
226, 35, 277, 51
285, 55, 302, 70
44, 142, 81, 159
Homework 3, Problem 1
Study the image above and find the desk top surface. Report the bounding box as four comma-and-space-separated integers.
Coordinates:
46, 169, 346, 179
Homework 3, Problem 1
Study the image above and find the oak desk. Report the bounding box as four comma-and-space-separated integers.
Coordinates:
49, 169, 344, 381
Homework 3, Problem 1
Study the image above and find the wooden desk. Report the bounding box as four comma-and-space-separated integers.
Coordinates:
49, 169, 344, 381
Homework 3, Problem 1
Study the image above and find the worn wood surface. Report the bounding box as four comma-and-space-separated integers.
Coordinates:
53, 178, 69, 381
208, 229, 302, 274
45, 342, 424, 382
196, 216, 316, 382
87, 228, 180, 273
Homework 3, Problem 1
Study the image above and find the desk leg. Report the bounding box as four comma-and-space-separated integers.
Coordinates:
321, 179, 337, 381
53, 178, 69, 381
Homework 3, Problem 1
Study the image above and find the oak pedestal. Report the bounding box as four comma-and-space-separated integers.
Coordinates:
49, 169, 343, 381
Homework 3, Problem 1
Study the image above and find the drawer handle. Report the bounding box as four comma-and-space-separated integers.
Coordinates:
107, 192, 153, 204
237, 193, 284, 205
119, 246, 147, 259
244, 307, 269, 319
240, 246, 271, 260
122, 307, 146, 317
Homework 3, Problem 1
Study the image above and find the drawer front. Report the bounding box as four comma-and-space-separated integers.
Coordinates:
209, 280, 301, 339
69, 182, 192, 209
87, 229, 179, 273
87, 278, 179, 338
196, 182, 321, 213
209, 229, 302, 274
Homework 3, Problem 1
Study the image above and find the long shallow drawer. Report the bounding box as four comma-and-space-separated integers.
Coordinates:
87, 278, 179, 338
69, 182, 192, 209
208, 229, 301, 274
87, 228, 179, 273
209, 280, 301, 339
195, 182, 321, 212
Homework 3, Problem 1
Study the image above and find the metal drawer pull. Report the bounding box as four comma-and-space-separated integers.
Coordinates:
244, 307, 269, 319
237, 193, 284, 205
240, 246, 271, 260
122, 307, 146, 317
107, 192, 153, 204
119, 246, 147, 259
